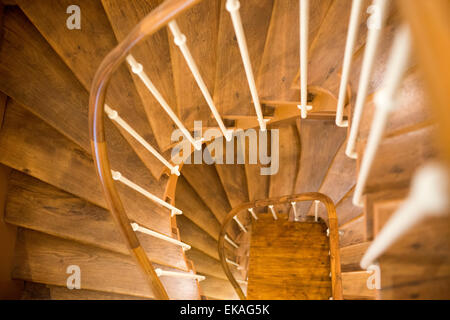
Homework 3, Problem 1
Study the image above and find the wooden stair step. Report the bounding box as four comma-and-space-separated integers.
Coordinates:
214, 0, 273, 117
359, 125, 438, 195
305, 0, 369, 100
258, 0, 333, 104
101, 0, 178, 151
175, 176, 222, 241
13, 228, 201, 300
339, 214, 365, 248
201, 276, 239, 300
48, 285, 151, 300
268, 119, 300, 215
0, 100, 171, 235
342, 271, 376, 300
294, 118, 347, 218
340, 242, 372, 272
335, 189, 364, 226
167, 0, 220, 128
15, 0, 166, 178
308, 141, 357, 223
5, 170, 189, 271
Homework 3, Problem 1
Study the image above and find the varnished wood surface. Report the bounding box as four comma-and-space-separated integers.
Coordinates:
247, 215, 332, 300
48, 285, 151, 300
15, 0, 166, 178
294, 118, 346, 218
101, 0, 179, 151
214, 0, 273, 117
13, 229, 200, 300
335, 189, 363, 226
340, 241, 371, 272
339, 214, 365, 248
5, 171, 188, 271
0, 100, 171, 235
342, 271, 376, 300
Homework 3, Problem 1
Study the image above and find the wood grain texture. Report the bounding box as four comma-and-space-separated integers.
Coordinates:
168, 0, 220, 127
294, 118, 347, 218
308, 141, 357, 222
0, 101, 171, 235
340, 242, 371, 272
342, 271, 376, 300
49, 285, 151, 300
375, 200, 450, 299
15, 0, 166, 178
214, 0, 273, 117
101, 0, 178, 150
359, 125, 438, 195
258, 0, 333, 103
339, 214, 365, 248
247, 215, 331, 300
269, 119, 300, 215
201, 275, 239, 300
335, 189, 363, 226
216, 163, 249, 208
5, 171, 188, 271
13, 229, 200, 300
175, 175, 222, 240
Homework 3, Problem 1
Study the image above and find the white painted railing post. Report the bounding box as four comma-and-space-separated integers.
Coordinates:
336, 0, 364, 127
226, 258, 243, 270
233, 216, 248, 233
155, 268, 206, 281
111, 170, 182, 216
226, 0, 266, 131
291, 202, 298, 219
126, 55, 202, 150
268, 205, 278, 220
346, 0, 389, 158
248, 208, 258, 220
353, 26, 412, 207
225, 234, 240, 249
104, 105, 180, 176
314, 200, 320, 222
298, 0, 312, 119
167, 20, 233, 142
131, 222, 191, 251
360, 163, 449, 269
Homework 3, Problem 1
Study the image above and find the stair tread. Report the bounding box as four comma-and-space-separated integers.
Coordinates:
214, 0, 273, 117
101, 0, 178, 151
339, 214, 365, 248
342, 270, 376, 299
340, 241, 372, 272
15, 0, 166, 178
294, 118, 347, 218
0, 100, 171, 235
200, 275, 239, 300
336, 189, 363, 227
13, 229, 201, 299
5, 170, 189, 271
167, 0, 220, 128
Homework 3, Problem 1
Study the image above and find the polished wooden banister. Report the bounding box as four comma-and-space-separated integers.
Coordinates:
88, 0, 202, 300
218, 192, 343, 300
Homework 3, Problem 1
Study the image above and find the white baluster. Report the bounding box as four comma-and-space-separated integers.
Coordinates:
291, 202, 298, 219
131, 222, 190, 251
226, 258, 243, 270
248, 208, 258, 220
314, 200, 320, 222
111, 170, 182, 216
233, 216, 247, 233
298, 0, 312, 119
155, 268, 205, 281
224, 234, 240, 249
268, 205, 278, 220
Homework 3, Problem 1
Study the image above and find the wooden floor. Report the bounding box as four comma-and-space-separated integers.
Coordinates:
247, 214, 332, 300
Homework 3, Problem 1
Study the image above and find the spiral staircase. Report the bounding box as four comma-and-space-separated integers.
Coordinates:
0, 0, 449, 300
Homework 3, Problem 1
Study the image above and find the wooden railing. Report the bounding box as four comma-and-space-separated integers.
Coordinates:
218, 193, 343, 300
88, 0, 202, 300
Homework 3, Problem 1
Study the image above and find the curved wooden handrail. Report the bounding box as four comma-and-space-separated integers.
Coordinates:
88, 0, 202, 300
218, 192, 343, 300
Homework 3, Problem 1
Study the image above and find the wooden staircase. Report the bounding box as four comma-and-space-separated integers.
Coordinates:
0, 0, 448, 300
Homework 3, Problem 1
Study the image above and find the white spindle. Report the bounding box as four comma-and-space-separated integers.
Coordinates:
126, 55, 202, 150
298, 0, 312, 119
353, 26, 412, 207
131, 222, 191, 251
346, 0, 389, 158
268, 205, 278, 220
237, 279, 248, 286
111, 170, 182, 216
225, 234, 239, 249
248, 208, 258, 220
291, 202, 298, 218
155, 268, 205, 281
226, 258, 242, 270
226, 0, 266, 131
336, 0, 364, 127
104, 105, 180, 176
167, 20, 233, 142
314, 200, 320, 222
360, 163, 449, 269
233, 216, 247, 233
